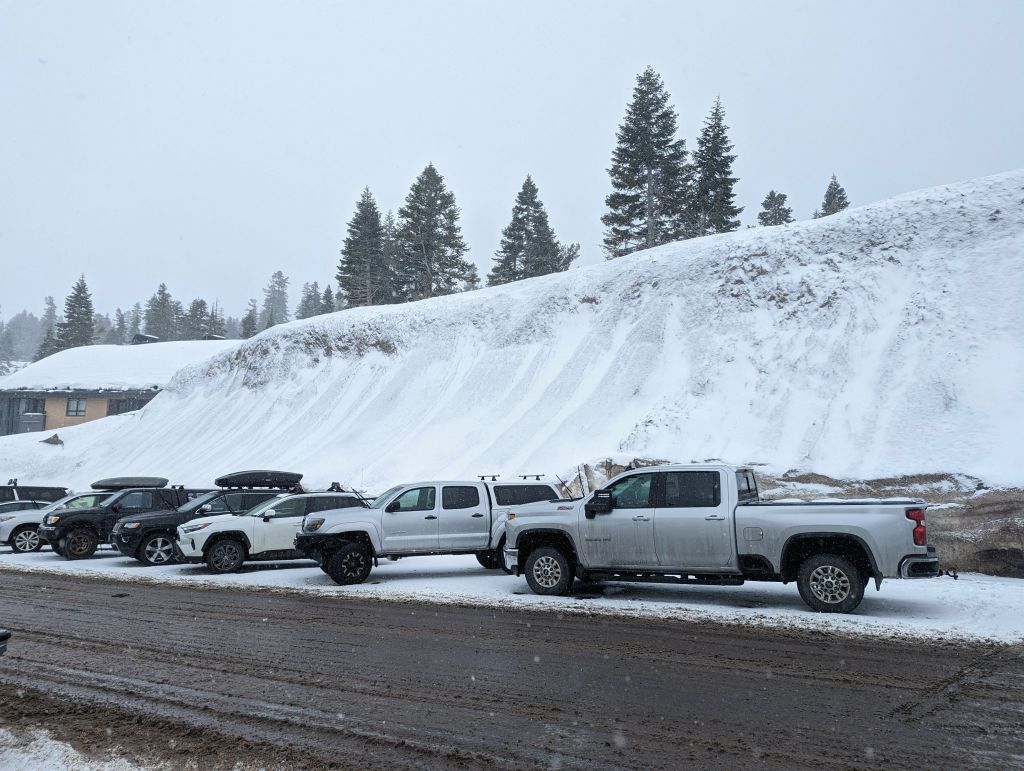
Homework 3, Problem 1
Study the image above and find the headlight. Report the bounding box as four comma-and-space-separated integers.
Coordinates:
45, 515, 60, 525
181, 522, 210, 534
304, 518, 325, 532
122, 522, 141, 530
0, 515, 16, 522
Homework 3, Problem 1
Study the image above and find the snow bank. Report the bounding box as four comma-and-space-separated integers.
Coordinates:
0, 170, 1022, 489
0, 340, 238, 391
1, 550, 1019, 643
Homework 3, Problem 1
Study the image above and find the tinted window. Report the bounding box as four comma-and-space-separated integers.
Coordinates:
238, 492, 279, 512
393, 487, 436, 512
307, 496, 361, 513
18, 487, 68, 502
0, 488, 14, 503
442, 486, 480, 509
736, 470, 759, 504
266, 498, 306, 518
607, 474, 655, 508
663, 471, 721, 508
64, 493, 108, 509
0, 501, 37, 513
117, 491, 156, 510
492, 485, 557, 506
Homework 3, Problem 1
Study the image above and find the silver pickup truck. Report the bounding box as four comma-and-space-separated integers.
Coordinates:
503, 464, 940, 613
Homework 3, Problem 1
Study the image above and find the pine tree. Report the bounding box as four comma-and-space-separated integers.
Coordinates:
815, 174, 850, 217
33, 297, 59, 360
207, 303, 226, 338
687, 97, 743, 237
601, 67, 690, 258
104, 309, 128, 344
181, 299, 210, 340
144, 284, 178, 341
128, 303, 142, 339
320, 284, 335, 314
240, 300, 259, 339
295, 282, 323, 320
259, 271, 290, 330
338, 188, 395, 307
35, 324, 59, 361
394, 164, 476, 300
55, 275, 95, 350
92, 313, 112, 344
757, 190, 794, 226
488, 176, 579, 285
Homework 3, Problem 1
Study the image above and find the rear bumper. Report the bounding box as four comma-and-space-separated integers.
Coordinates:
899, 546, 940, 578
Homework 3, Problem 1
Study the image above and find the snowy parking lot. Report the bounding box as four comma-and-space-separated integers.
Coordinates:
2, 546, 1021, 643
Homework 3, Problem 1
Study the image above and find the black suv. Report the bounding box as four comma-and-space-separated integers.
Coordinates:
110, 470, 300, 566
37, 477, 209, 560
0, 482, 71, 504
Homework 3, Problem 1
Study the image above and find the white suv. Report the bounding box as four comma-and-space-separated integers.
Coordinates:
176, 491, 366, 573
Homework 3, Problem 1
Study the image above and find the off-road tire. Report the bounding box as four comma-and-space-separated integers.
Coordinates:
205, 538, 246, 574
50, 542, 65, 558
65, 527, 99, 560
136, 532, 178, 566
10, 525, 43, 554
524, 546, 574, 596
797, 553, 865, 613
325, 542, 372, 585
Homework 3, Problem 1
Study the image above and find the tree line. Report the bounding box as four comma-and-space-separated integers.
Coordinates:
1, 65, 850, 368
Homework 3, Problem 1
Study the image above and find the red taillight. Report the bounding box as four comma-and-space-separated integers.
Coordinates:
906, 508, 927, 546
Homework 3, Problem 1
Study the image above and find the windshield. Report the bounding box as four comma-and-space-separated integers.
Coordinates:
46, 492, 114, 512
243, 495, 288, 517
369, 486, 404, 509
177, 491, 222, 514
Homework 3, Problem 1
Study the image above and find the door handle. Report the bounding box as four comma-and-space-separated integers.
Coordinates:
705, 515, 726, 521
424, 515, 438, 520
471, 513, 484, 518
632, 515, 651, 522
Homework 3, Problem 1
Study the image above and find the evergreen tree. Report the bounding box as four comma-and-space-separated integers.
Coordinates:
815, 174, 850, 217
601, 67, 690, 258
208, 303, 226, 338
128, 303, 142, 339
223, 316, 241, 339
259, 271, 290, 330
295, 282, 323, 320
104, 309, 128, 344
320, 284, 335, 314
92, 313, 112, 344
2, 310, 43, 361
240, 299, 259, 338
338, 188, 395, 307
394, 164, 476, 300
757, 190, 794, 226
34, 297, 60, 360
55, 275, 95, 350
488, 176, 579, 285
181, 299, 210, 340
687, 97, 743, 237
144, 284, 178, 341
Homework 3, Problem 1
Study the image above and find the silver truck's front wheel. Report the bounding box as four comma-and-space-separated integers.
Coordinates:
524, 546, 573, 596
797, 554, 865, 613
325, 542, 372, 586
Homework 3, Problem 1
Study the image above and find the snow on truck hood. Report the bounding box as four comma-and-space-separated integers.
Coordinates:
1, 170, 1023, 489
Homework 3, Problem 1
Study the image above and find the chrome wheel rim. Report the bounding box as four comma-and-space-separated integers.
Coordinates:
13, 529, 39, 552
211, 542, 241, 570
809, 565, 851, 604
532, 555, 562, 588
144, 537, 174, 564
340, 551, 366, 577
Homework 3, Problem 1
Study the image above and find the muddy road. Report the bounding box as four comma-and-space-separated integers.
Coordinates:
0, 570, 1021, 769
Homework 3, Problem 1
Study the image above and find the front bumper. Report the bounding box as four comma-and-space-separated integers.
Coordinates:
36, 525, 61, 545
175, 532, 206, 561
503, 546, 519, 575
899, 546, 940, 578
110, 530, 143, 557
293, 532, 326, 561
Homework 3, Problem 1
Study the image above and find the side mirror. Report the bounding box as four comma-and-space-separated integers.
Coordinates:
261, 509, 275, 522
584, 490, 613, 519
199, 504, 212, 513
110, 503, 121, 513
385, 501, 399, 513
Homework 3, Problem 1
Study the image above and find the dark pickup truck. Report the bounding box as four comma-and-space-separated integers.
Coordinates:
110, 470, 299, 566
38, 477, 209, 560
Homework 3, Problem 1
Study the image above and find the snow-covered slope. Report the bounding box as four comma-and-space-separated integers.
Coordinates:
2, 171, 1022, 490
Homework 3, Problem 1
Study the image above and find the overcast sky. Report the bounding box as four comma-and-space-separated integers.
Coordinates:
2, 0, 1022, 320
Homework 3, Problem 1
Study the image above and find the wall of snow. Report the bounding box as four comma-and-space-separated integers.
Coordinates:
1, 170, 1021, 490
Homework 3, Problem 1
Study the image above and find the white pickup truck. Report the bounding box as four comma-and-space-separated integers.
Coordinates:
503, 464, 940, 613
293, 479, 562, 584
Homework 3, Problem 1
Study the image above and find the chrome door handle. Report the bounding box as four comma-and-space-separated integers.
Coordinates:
424, 515, 438, 520
471, 513, 484, 518
632, 515, 651, 522
705, 515, 726, 521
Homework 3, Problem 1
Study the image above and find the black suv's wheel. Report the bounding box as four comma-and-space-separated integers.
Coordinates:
137, 532, 178, 566
65, 527, 99, 560
50, 542, 65, 557
10, 525, 42, 554
524, 546, 574, 596
325, 542, 372, 585
797, 553, 865, 613
205, 538, 246, 573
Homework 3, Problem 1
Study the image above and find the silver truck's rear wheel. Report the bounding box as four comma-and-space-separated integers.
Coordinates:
524, 546, 574, 596
325, 542, 372, 585
10, 525, 42, 553
797, 554, 865, 613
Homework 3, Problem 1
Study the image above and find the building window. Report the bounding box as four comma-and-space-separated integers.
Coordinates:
107, 398, 145, 416
66, 398, 87, 417
18, 398, 45, 415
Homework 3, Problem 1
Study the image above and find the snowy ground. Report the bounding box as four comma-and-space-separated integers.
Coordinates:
0, 728, 152, 771
2, 547, 1020, 643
